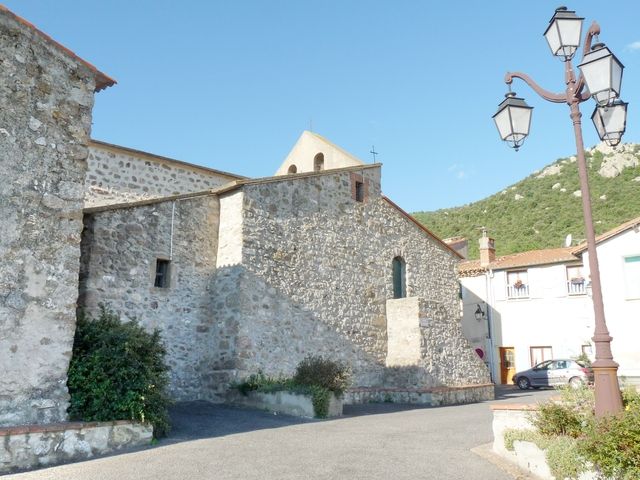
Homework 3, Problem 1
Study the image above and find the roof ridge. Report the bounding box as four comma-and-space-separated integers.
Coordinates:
0, 4, 115, 91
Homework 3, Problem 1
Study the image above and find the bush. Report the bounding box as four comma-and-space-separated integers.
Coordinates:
579, 408, 640, 480
235, 356, 352, 418
293, 355, 351, 396
531, 401, 584, 438
67, 306, 171, 437
530, 385, 594, 438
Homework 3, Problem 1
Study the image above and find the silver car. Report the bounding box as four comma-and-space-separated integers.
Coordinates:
513, 359, 593, 390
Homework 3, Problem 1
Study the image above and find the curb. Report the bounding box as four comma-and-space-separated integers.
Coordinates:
471, 443, 535, 480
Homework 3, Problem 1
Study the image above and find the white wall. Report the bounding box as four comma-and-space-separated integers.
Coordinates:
583, 227, 640, 378
274, 131, 364, 175
461, 263, 594, 383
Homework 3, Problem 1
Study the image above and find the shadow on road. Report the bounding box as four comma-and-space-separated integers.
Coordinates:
162, 385, 556, 445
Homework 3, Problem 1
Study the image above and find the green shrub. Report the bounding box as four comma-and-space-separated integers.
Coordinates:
579, 408, 640, 480
532, 401, 584, 438
503, 429, 586, 479
293, 355, 351, 396
623, 386, 640, 412
235, 356, 351, 418
503, 428, 544, 451
545, 435, 585, 480
67, 306, 171, 437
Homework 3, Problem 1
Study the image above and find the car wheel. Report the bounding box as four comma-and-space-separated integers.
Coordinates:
569, 377, 583, 388
517, 377, 531, 390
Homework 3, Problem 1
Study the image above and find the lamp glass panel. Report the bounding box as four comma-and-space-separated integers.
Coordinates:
580, 58, 610, 97
593, 104, 627, 146
611, 58, 623, 96
601, 104, 626, 134
509, 105, 532, 136
557, 18, 582, 50
544, 23, 561, 55
493, 107, 513, 141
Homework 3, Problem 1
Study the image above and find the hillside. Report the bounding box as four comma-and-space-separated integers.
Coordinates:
413, 143, 640, 260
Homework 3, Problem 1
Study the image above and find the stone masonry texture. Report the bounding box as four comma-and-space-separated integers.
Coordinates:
80, 195, 222, 401
0, 9, 97, 426
79, 165, 489, 401
85, 141, 240, 208
233, 167, 489, 388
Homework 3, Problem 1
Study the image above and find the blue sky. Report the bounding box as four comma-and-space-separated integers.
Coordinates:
5, 1, 640, 212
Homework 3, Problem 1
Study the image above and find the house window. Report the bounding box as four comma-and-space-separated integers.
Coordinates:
287, 164, 297, 174
623, 255, 640, 299
530, 346, 553, 367
392, 256, 406, 299
581, 344, 593, 356
313, 153, 324, 171
154, 259, 170, 288
506, 270, 529, 299
566, 265, 586, 295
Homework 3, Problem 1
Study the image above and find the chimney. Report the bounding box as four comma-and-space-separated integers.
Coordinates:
479, 230, 495, 267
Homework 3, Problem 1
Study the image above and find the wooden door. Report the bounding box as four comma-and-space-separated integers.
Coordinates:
500, 347, 516, 385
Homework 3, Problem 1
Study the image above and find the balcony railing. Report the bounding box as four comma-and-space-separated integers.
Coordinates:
567, 280, 586, 295
507, 284, 529, 299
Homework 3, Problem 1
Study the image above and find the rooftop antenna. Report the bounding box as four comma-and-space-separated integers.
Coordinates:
370, 145, 379, 163
564, 233, 573, 247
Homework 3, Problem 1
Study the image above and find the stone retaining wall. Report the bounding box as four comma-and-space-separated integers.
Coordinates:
0, 420, 152, 474
490, 404, 597, 480
229, 391, 343, 418
345, 384, 495, 406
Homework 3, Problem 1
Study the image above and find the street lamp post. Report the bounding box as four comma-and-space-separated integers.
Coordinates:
493, 7, 627, 416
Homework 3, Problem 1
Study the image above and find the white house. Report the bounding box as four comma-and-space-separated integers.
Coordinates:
458, 217, 640, 385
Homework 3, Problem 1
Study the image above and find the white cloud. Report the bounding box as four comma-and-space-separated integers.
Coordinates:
447, 163, 467, 180
626, 41, 640, 51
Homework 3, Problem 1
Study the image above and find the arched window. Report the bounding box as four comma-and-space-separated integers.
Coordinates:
313, 153, 324, 171
288, 164, 298, 174
392, 257, 406, 299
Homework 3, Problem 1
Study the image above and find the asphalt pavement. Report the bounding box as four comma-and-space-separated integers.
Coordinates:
4, 386, 554, 480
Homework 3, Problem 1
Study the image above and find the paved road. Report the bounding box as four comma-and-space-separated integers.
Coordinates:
6, 386, 553, 480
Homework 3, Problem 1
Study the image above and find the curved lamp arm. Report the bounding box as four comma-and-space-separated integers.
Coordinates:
505, 72, 566, 103
582, 21, 601, 58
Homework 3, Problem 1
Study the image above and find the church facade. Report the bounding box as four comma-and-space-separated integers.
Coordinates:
1, 6, 489, 427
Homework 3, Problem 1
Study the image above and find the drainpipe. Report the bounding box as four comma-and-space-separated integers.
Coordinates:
485, 269, 497, 383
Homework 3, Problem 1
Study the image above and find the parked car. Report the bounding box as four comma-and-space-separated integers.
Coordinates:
512, 359, 594, 390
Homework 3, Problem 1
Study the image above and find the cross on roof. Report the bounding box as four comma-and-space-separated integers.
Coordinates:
370, 145, 379, 162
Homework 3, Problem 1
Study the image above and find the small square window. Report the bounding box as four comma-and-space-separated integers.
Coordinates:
355, 181, 364, 202
154, 259, 170, 288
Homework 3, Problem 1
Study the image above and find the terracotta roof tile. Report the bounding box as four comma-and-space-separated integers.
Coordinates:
458, 247, 579, 276
0, 5, 115, 91
572, 215, 640, 254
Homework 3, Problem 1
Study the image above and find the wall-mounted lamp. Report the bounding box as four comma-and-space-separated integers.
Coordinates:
474, 304, 485, 322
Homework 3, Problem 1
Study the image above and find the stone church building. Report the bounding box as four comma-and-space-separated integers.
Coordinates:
0, 6, 489, 427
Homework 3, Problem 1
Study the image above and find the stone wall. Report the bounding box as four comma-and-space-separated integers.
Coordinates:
0, 9, 98, 426
386, 298, 423, 367
233, 166, 489, 387
0, 420, 152, 474
85, 141, 241, 208
80, 165, 488, 401
79, 194, 224, 401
